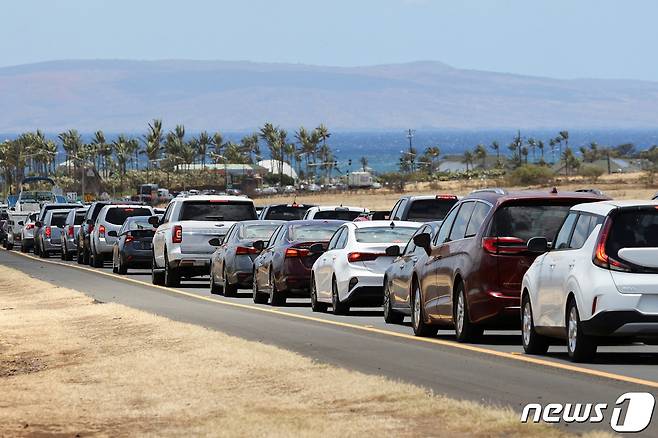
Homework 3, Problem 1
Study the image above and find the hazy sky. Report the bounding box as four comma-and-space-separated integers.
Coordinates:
3, 0, 657, 80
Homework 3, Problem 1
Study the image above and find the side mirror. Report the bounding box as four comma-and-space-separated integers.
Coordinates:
385, 245, 401, 257
35, 221, 42, 228
148, 216, 160, 227
208, 237, 221, 246
413, 232, 432, 256
107, 230, 118, 237
309, 243, 325, 254
253, 240, 265, 251
527, 237, 549, 253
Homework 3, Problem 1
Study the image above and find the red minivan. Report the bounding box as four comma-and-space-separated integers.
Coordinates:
410, 188, 609, 341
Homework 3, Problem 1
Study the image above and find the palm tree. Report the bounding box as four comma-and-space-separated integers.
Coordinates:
527, 138, 537, 163
559, 131, 569, 155
562, 147, 579, 177
462, 150, 474, 172
490, 141, 501, 166
549, 139, 557, 164
112, 135, 132, 192
196, 131, 212, 168
474, 144, 487, 168
537, 140, 545, 163
240, 133, 260, 164
423, 146, 440, 173
58, 129, 82, 177
143, 119, 163, 179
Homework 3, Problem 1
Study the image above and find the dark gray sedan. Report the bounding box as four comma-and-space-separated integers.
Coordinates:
383, 221, 442, 324
110, 216, 156, 274
209, 220, 283, 296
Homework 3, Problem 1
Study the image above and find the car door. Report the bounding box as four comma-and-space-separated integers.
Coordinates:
216, 224, 236, 280
536, 212, 577, 327
392, 225, 428, 308
154, 203, 174, 267
419, 205, 459, 319
434, 202, 476, 318
315, 227, 345, 299
258, 226, 282, 289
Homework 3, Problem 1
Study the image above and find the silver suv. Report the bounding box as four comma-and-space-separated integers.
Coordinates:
34, 209, 71, 258
60, 206, 88, 261
151, 195, 257, 286
89, 204, 154, 267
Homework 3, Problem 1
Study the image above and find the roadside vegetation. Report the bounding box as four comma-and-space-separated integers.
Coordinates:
0, 266, 611, 437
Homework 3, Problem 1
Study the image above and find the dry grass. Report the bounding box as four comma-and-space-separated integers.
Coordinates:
255, 172, 656, 210
0, 266, 611, 437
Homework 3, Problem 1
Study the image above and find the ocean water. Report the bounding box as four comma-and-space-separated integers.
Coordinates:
3, 129, 658, 174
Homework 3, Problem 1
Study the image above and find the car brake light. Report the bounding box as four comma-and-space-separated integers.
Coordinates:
236, 246, 260, 255
285, 247, 310, 258
592, 217, 631, 272
125, 234, 134, 243
482, 237, 527, 254
172, 225, 183, 243
98, 224, 106, 237
436, 194, 458, 200
67, 226, 74, 237
25, 223, 34, 230
347, 252, 384, 263
45, 226, 51, 238
123, 208, 134, 212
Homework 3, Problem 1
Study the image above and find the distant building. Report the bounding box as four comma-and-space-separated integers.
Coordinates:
256, 159, 298, 180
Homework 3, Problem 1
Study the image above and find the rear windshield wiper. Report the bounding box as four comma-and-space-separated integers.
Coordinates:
205, 215, 224, 220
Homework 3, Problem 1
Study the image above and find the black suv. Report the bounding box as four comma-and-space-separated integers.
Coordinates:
389, 194, 458, 222
77, 201, 112, 264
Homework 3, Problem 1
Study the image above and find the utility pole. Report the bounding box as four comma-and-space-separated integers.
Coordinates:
406, 129, 416, 172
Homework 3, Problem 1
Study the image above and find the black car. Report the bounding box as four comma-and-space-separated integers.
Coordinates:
110, 216, 155, 274
258, 203, 315, 221
389, 195, 458, 222
77, 201, 112, 264
209, 220, 283, 296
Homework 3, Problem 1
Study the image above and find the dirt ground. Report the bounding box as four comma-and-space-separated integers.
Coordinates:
0, 265, 612, 437
254, 172, 656, 210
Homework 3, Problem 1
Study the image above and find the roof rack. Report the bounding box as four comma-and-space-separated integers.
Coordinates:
470, 188, 507, 195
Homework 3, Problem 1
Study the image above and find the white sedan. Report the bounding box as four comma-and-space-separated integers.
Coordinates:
522, 200, 658, 362
310, 221, 421, 314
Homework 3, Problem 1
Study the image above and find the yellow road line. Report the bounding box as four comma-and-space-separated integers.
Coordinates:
6, 248, 658, 389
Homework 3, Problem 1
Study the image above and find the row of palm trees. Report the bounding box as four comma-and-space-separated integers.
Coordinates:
1, 120, 338, 194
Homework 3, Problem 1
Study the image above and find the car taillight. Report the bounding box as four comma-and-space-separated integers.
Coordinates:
592, 217, 631, 272
236, 246, 259, 255
172, 225, 183, 243
482, 237, 527, 254
25, 223, 34, 230
67, 226, 74, 237
125, 234, 134, 243
285, 247, 310, 258
436, 194, 458, 200
98, 224, 106, 237
45, 226, 51, 238
347, 252, 384, 263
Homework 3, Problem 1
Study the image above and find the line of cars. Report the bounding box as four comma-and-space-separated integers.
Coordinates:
3, 190, 658, 363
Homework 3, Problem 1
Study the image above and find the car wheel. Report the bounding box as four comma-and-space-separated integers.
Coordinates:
77, 246, 84, 263
223, 268, 238, 297
151, 256, 165, 285
112, 256, 118, 273
6, 242, 13, 251
411, 280, 437, 337
331, 277, 349, 315
164, 254, 180, 287
310, 276, 328, 312
269, 274, 286, 306
454, 282, 483, 343
566, 299, 597, 362
252, 271, 268, 304
91, 250, 103, 268
209, 271, 223, 294
521, 294, 549, 355
20, 242, 27, 253
117, 256, 128, 275
83, 248, 90, 265
383, 279, 404, 324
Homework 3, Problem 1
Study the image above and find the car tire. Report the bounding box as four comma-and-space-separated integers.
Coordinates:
6, 242, 13, 251
383, 279, 404, 324
83, 248, 90, 265
223, 269, 238, 297
91, 250, 103, 268
566, 299, 597, 363
77, 246, 84, 263
151, 256, 165, 285
454, 282, 483, 343
331, 277, 349, 315
117, 256, 127, 275
269, 276, 286, 306
210, 272, 223, 295
310, 276, 328, 312
60, 248, 66, 260
411, 280, 437, 337
164, 254, 180, 287
252, 271, 268, 304
20, 242, 27, 253
521, 294, 549, 355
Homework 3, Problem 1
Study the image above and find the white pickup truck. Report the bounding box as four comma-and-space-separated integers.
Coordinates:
150, 195, 258, 286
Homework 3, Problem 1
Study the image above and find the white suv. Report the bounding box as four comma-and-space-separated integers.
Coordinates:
151, 195, 257, 287
302, 205, 369, 221
521, 200, 658, 362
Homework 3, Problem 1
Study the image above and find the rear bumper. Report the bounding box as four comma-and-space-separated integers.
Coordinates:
469, 290, 521, 327
582, 310, 658, 337
121, 248, 152, 267
42, 238, 62, 252
344, 286, 384, 307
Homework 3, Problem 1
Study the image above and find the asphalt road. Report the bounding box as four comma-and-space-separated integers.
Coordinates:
2, 248, 657, 435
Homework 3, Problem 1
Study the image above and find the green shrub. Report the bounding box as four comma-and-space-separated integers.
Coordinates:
507, 165, 555, 185
580, 165, 604, 182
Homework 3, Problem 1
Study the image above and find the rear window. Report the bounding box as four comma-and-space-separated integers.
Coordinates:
607, 209, 658, 259
356, 226, 418, 244
406, 199, 457, 221
289, 223, 342, 241
127, 218, 155, 231
491, 203, 573, 243
263, 205, 310, 221
74, 212, 86, 225
91, 203, 109, 220
180, 201, 256, 221
313, 210, 362, 221
240, 224, 280, 240
105, 208, 153, 225
50, 213, 68, 227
